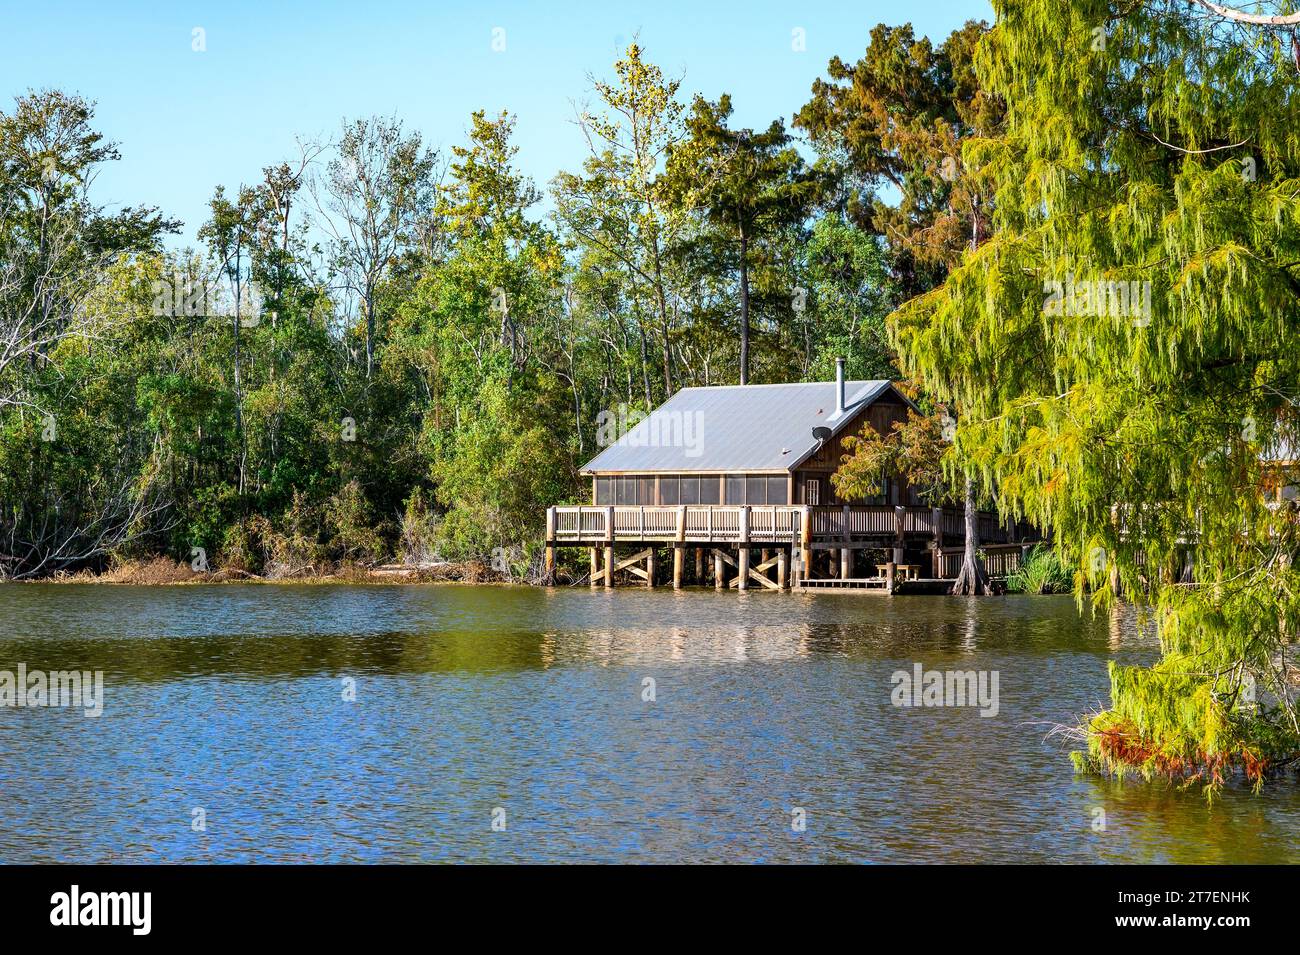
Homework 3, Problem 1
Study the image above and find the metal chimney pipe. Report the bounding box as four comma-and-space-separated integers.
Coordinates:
835, 357, 845, 417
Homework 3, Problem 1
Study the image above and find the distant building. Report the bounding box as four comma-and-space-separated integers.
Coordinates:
583, 359, 919, 507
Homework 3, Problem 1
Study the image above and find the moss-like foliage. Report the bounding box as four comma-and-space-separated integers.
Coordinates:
889, 1, 1300, 790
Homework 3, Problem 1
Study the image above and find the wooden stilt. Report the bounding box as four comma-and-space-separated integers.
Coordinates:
694, 547, 703, 583
714, 550, 725, 591
603, 505, 615, 589
673, 546, 683, 590
590, 547, 599, 587
738, 507, 750, 592
778, 548, 788, 590
646, 549, 656, 588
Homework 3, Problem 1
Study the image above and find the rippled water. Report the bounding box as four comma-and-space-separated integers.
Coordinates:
0, 584, 1296, 863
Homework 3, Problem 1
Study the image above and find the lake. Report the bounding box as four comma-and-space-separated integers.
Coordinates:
0, 584, 1297, 863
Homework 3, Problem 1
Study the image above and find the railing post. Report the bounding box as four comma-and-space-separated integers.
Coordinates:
738, 506, 750, 591
800, 505, 812, 584
893, 505, 906, 565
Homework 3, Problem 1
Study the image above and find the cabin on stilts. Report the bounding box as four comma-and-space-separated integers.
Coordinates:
543, 359, 1040, 593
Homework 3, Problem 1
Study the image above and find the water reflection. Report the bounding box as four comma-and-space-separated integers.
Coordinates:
0, 584, 1293, 863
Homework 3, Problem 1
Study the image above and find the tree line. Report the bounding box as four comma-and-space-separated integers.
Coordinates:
1, 27, 977, 580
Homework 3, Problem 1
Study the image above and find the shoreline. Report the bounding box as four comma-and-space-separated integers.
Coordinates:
8, 557, 557, 587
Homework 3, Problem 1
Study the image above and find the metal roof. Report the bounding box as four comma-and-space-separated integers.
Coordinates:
581, 379, 901, 473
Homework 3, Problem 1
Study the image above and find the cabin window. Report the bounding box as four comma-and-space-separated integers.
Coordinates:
725, 475, 745, 504
659, 476, 679, 504
616, 476, 635, 505
595, 477, 612, 504
700, 475, 720, 504
637, 476, 654, 505
679, 476, 700, 504
767, 476, 788, 505
804, 477, 820, 505
745, 475, 767, 504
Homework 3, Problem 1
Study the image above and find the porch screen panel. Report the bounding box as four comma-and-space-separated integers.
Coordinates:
767, 476, 788, 504
700, 475, 720, 504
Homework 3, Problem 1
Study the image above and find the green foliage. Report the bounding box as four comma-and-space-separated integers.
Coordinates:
1005, 544, 1071, 594
833, 408, 951, 505
887, 0, 1300, 787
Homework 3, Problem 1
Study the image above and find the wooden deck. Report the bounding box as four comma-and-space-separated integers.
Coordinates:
543, 504, 1040, 593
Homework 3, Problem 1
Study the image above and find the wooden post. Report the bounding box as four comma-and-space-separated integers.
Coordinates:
646, 549, 656, 588
603, 506, 615, 589
894, 504, 906, 566
714, 550, 725, 591
694, 547, 703, 583
544, 507, 556, 582
673, 505, 686, 590
800, 504, 812, 584
840, 503, 851, 579
886, 560, 896, 595
778, 548, 788, 590
932, 505, 944, 578
738, 506, 750, 591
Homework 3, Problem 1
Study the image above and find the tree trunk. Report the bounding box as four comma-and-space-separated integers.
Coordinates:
950, 475, 990, 595
738, 219, 749, 386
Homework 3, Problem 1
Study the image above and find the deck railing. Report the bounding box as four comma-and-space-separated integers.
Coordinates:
936, 543, 1027, 579
553, 505, 806, 543
551, 504, 1035, 546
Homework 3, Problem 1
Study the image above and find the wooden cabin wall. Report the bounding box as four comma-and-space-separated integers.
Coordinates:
794, 399, 916, 506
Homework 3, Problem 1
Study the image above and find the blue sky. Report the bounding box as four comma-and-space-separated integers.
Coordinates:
3, 1, 994, 247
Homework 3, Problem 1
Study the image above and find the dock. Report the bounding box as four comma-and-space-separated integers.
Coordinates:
543, 504, 1038, 593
